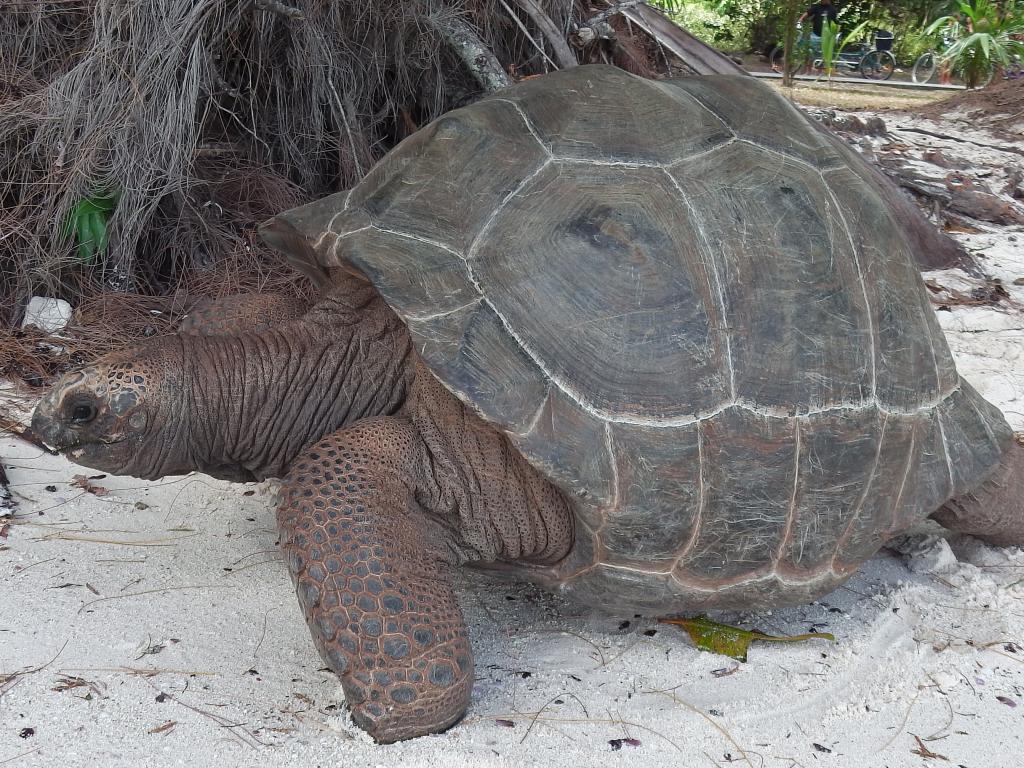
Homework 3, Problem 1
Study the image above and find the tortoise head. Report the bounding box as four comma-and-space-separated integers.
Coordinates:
31, 343, 190, 480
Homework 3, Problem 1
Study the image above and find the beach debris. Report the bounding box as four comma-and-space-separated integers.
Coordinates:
911, 734, 948, 761
52, 675, 105, 700
711, 663, 740, 678
70, 474, 108, 496
21, 297, 73, 334
924, 276, 1013, 308
609, 737, 641, 750
0, 461, 14, 514
135, 637, 166, 660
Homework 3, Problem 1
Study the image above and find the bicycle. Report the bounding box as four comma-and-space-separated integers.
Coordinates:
911, 50, 941, 83
770, 29, 896, 80
913, 50, 1010, 87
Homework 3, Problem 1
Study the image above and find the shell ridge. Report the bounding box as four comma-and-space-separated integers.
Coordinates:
368, 225, 463, 259
672, 426, 706, 566
664, 137, 738, 170
934, 408, 956, 497
886, 426, 919, 535
821, 181, 879, 398
326, 223, 373, 260
405, 297, 483, 323
645, 78, 734, 136
518, 387, 553, 437
829, 412, 889, 570
487, 97, 553, 157
669, 566, 831, 593
466, 157, 554, 259
555, 156, 661, 169
313, 189, 353, 251
736, 138, 819, 172
963, 383, 1001, 450
658, 166, 736, 399
772, 418, 803, 567
603, 423, 621, 513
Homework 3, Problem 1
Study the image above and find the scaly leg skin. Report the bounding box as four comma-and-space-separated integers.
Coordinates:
179, 293, 309, 336
277, 417, 473, 743
932, 440, 1024, 548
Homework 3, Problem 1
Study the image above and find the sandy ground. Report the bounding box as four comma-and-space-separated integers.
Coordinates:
2, 107, 1024, 768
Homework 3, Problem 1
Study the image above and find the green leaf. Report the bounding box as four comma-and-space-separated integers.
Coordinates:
820, 20, 838, 73
660, 616, 835, 662
76, 209, 96, 264
65, 190, 118, 264
925, 16, 953, 36
89, 210, 109, 256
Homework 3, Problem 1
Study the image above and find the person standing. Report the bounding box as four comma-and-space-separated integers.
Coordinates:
799, 0, 838, 55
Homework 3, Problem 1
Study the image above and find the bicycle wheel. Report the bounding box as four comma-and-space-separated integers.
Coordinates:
860, 50, 895, 80
770, 44, 808, 76
912, 52, 936, 84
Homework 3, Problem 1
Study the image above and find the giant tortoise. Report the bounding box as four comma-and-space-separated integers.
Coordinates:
33, 66, 1024, 743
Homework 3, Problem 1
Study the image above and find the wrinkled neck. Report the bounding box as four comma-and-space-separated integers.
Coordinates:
183, 289, 413, 480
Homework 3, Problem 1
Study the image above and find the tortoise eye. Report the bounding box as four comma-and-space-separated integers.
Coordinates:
70, 402, 97, 424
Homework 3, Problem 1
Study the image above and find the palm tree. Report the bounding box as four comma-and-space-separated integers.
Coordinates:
927, 0, 1024, 88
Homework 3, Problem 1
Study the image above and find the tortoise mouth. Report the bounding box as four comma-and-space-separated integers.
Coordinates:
55, 436, 131, 469
68, 435, 129, 449
62, 436, 144, 479
29, 417, 129, 456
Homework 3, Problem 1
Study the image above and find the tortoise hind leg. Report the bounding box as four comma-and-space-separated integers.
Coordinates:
931, 440, 1024, 547
179, 293, 309, 336
277, 417, 473, 743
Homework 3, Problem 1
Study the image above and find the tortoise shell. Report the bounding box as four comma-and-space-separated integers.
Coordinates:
266, 66, 1011, 611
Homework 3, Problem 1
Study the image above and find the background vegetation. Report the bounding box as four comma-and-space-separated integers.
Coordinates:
654, 0, 1021, 64
1, 0, 1018, 370
0, 1, 637, 333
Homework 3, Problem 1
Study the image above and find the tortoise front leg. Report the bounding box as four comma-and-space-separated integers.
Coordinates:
277, 418, 473, 743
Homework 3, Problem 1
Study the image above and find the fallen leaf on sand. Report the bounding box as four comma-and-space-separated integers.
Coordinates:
911, 734, 948, 761
660, 615, 835, 662
71, 474, 107, 496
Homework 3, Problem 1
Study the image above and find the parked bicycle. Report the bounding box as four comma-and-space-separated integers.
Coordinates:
770, 28, 897, 80
914, 49, 1022, 84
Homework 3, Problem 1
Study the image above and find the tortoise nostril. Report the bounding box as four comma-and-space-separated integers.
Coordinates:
29, 406, 66, 453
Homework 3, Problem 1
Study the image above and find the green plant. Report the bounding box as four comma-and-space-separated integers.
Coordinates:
652, 0, 790, 53
64, 191, 118, 264
820, 18, 839, 74
893, 23, 937, 64
927, 0, 1024, 87
658, 1, 756, 50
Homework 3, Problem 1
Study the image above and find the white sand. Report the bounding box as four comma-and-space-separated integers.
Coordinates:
3, 114, 1023, 768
